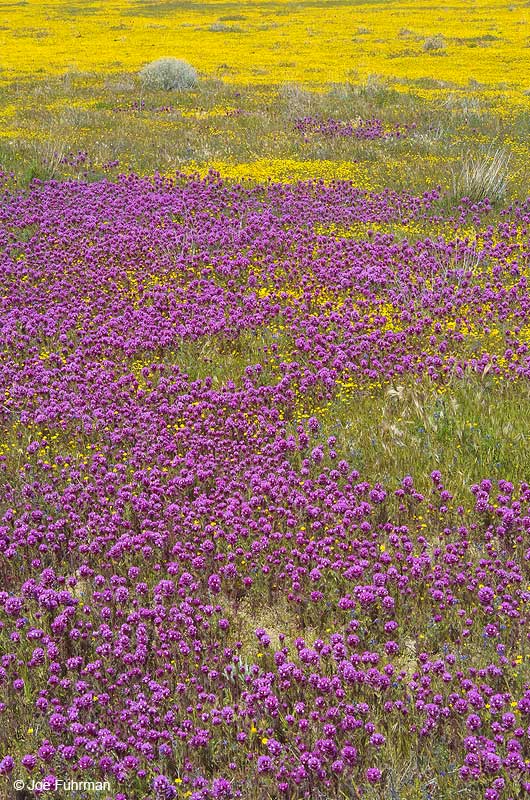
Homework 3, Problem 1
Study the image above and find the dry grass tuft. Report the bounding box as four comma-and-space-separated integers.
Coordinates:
451, 146, 510, 204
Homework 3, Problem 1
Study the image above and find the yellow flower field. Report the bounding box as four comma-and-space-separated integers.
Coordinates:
1, 0, 529, 90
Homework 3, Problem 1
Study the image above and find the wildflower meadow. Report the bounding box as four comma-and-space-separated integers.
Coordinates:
1, 2, 530, 800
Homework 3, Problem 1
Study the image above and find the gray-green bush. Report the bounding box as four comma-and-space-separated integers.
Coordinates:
139, 57, 197, 91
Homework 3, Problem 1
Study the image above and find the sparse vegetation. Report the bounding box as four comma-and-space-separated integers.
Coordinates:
0, 73, 528, 201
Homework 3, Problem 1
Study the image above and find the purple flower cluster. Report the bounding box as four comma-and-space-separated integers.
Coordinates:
56, 151, 120, 175
59, 151, 89, 167
294, 116, 411, 139
0, 171, 529, 798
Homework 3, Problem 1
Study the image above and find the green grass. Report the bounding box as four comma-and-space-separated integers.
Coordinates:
292, 375, 530, 500
0, 71, 528, 197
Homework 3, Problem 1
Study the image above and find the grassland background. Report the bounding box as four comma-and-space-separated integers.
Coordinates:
1, 4, 530, 798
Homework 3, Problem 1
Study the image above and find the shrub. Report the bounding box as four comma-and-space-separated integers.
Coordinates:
423, 34, 445, 51
451, 147, 511, 205
139, 57, 197, 91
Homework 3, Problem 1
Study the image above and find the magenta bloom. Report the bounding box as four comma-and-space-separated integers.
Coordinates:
365, 767, 382, 784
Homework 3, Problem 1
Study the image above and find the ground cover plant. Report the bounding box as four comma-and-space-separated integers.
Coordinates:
1, 171, 530, 800
1, 2, 530, 800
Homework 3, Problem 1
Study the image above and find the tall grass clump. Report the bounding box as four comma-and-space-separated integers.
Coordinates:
451, 146, 511, 204
278, 82, 313, 119
139, 57, 197, 91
